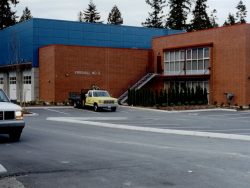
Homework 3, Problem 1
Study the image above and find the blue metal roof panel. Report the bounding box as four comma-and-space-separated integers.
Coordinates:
0, 18, 184, 67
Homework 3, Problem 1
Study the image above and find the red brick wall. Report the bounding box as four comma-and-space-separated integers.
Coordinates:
152, 24, 250, 105
39, 46, 55, 102
246, 26, 250, 106
39, 45, 151, 102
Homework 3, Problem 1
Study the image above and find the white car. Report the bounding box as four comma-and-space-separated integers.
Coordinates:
0, 89, 25, 141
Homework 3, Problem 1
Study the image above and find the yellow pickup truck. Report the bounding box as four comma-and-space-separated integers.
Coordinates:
84, 90, 118, 112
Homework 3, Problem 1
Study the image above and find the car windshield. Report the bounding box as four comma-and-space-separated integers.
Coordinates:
0, 89, 10, 102
93, 91, 110, 97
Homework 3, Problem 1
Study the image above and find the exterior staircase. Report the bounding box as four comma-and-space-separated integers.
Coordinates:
118, 73, 158, 104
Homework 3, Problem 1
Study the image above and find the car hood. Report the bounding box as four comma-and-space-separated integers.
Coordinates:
0, 102, 23, 111
95, 97, 117, 100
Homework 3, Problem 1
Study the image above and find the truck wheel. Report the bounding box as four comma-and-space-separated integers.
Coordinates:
73, 102, 77, 108
94, 104, 99, 112
9, 131, 22, 142
111, 107, 116, 112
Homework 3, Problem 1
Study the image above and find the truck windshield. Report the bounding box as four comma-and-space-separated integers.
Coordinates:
93, 91, 110, 97
0, 89, 10, 102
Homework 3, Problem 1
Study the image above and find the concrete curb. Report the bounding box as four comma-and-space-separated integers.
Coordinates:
120, 105, 237, 113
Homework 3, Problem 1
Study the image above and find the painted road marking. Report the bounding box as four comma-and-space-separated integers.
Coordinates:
47, 117, 250, 141
0, 164, 7, 173
25, 106, 73, 109
67, 117, 128, 121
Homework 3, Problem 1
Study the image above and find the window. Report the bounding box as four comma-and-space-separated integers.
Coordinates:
9, 77, 16, 85
204, 48, 209, 58
23, 76, 31, 84
164, 47, 210, 75
165, 81, 209, 92
164, 50, 185, 75
187, 49, 192, 60
0, 77, 3, 84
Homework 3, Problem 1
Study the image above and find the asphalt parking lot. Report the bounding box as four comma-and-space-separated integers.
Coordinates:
0, 106, 250, 188
30, 105, 250, 137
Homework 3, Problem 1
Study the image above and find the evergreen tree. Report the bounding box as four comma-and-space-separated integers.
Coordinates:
142, 0, 166, 28
187, 87, 191, 104
78, 11, 84, 22
127, 89, 131, 105
203, 88, 208, 104
210, 9, 219, 28
189, 0, 212, 31
168, 87, 173, 106
108, 5, 123, 25
236, 0, 247, 23
19, 7, 32, 22
190, 87, 195, 104
155, 90, 159, 105
223, 13, 236, 26
0, 0, 18, 30
83, 0, 102, 23
166, 0, 191, 30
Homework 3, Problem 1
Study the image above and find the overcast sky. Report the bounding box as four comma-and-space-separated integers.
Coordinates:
15, 0, 249, 27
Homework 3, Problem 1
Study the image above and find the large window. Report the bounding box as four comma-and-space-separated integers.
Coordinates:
164, 50, 185, 75
164, 47, 210, 75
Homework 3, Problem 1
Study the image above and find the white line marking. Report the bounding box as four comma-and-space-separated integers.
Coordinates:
47, 117, 250, 141
23, 113, 39, 117
67, 117, 127, 121
46, 108, 69, 115
24, 106, 73, 109
0, 164, 7, 173
206, 128, 250, 132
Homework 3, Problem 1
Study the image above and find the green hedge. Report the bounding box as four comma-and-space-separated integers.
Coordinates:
127, 86, 208, 106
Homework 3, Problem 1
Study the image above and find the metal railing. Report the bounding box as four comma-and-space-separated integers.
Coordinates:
118, 73, 158, 104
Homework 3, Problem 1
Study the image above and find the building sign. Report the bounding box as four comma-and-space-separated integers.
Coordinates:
74, 71, 101, 76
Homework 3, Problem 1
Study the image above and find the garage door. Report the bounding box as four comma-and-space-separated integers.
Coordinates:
9, 76, 17, 100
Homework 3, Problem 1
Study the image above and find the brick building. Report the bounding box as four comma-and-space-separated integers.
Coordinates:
0, 18, 181, 102
150, 23, 250, 106
0, 18, 250, 106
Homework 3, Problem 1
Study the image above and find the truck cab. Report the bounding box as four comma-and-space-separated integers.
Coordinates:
84, 90, 118, 112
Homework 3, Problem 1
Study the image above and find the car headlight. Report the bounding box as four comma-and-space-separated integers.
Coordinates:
98, 100, 104, 104
15, 111, 23, 120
